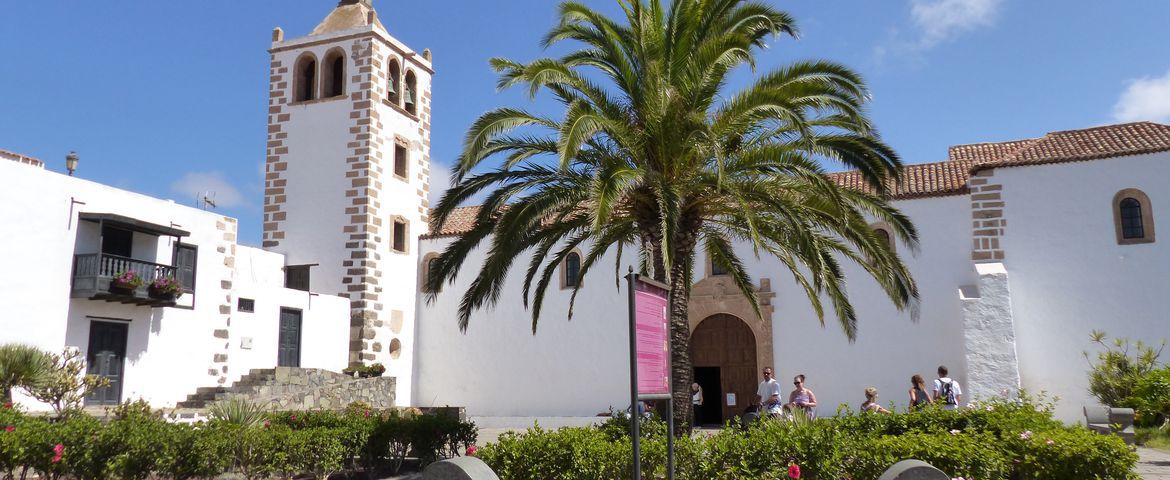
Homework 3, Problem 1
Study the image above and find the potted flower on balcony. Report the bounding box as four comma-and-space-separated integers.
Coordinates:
110, 270, 143, 295
147, 277, 183, 301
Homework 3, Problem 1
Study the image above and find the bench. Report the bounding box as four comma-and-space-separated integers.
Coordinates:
1084, 405, 1136, 445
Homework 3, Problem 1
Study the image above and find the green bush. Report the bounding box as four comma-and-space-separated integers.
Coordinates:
479, 396, 1138, 480
1002, 427, 1139, 480
1133, 367, 1170, 429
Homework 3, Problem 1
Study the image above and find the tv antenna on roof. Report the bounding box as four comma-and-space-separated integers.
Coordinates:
198, 191, 218, 210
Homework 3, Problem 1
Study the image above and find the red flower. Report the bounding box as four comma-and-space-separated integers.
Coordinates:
3, 426, 13, 433
2, 402, 11, 409
51, 444, 64, 464
466, 446, 477, 456
363, 410, 370, 417
289, 414, 297, 421
787, 464, 801, 479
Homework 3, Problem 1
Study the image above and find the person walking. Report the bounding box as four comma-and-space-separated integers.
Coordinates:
756, 367, 783, 416
690, 382, 703, 427
861, 387, 891, 414
787, 374, 818, 419
908, 374, 931, 411
932, 365, 962, 410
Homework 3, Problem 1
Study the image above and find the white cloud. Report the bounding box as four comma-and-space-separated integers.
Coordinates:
910, 0, 1003, 48
1113, 70, 1170, 123
429, 162, 453, 206
170, 171, 248, 208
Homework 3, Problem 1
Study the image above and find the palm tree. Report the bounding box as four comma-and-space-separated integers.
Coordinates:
0, 343, 53, 403
427, 0, 919, 432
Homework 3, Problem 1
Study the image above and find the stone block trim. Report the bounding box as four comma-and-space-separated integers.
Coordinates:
263, 56, 291, 249
968, 169, 1006, 262
208, 217, 238, 385
344, 38, 391, 365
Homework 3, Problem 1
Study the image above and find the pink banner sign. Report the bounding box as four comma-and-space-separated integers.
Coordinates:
634, 279, 670, 396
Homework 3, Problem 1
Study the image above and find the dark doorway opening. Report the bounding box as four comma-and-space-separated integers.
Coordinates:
86, 321, 128, 406
278, 308, 302, 367
693, 366, 723, 426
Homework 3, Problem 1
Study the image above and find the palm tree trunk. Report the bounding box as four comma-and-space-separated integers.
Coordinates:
666, 216, 701, 437
668, 258, 693, 436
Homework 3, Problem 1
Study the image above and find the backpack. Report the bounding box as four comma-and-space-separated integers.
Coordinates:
939, 379, 958, 405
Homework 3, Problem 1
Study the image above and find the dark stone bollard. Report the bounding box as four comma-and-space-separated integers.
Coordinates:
877, 459, 949, 480
422, 456, 501, 480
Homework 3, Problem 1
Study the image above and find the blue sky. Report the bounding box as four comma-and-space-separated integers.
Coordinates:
3, 0, 1169, 246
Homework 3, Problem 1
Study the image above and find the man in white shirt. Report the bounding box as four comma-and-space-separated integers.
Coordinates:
756, 367, 783, 415
932, 365, 963, 410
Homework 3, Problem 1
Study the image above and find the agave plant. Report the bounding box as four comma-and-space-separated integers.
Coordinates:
0, 343, 52, 403
208, 398, 268, 428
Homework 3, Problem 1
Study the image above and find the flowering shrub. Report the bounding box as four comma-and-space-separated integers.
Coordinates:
111, 270, 143, 288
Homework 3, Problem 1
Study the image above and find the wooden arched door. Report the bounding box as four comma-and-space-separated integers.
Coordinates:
690, 314, 757, 424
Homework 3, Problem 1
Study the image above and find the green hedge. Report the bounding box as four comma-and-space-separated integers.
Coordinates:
0, 402, 476, 480
478, 398, 1138, 480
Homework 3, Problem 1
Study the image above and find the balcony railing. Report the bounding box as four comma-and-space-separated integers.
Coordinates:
72, 254, 179, 306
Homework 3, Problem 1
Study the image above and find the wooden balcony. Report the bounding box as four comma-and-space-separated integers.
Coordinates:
72, 254, 180, 307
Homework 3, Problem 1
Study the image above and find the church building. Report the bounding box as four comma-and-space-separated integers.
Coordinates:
1, 0, 1167, 425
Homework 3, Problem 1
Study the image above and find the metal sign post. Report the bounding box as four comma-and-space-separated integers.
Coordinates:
626, 268, 674, 480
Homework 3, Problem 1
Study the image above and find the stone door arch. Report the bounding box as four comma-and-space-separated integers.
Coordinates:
688, 276, 776, 416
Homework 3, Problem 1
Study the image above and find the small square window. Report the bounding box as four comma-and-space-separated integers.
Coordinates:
394, 144, 408, 179
285, 265, 311, 292
393, 220, 408, 253
237, 298, 255, 313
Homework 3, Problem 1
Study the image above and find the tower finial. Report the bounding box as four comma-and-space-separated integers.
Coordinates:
338, 0, 373, 7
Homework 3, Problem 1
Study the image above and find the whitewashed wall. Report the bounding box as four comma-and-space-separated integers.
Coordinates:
995, 151, 1170, 421
414, 194, 979, 421
0, 160, 349, 409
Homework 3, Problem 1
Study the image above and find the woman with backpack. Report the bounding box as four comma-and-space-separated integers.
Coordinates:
908, 374, 931, 410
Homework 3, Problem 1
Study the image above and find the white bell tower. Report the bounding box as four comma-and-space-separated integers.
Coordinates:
262, 0, 433, 404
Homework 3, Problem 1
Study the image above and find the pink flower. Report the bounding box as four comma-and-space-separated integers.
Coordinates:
363, 410, 370, 418
949, 429, 961, 435
51, 444, 64, 463
1046, 439, 1055, 446
788, 464, 801, 479
1019, 430, 1033, 440
466, 446, 478, 456
263, 420, 271, 429
289, 414, 297, 421
3, 426, 13, 433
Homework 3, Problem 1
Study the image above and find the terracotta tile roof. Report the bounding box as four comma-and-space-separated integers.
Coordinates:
424, 205, 483, 239
826, 159, 976, 200
947, 139, 1036, 163
992, 121, 1170, 168
0, 149, 45, 168
424, 122, 1170, 239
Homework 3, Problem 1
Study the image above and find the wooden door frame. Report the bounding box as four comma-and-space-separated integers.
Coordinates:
687, 276, 776, 379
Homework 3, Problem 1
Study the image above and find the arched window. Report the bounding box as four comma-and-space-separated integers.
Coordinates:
294, 54, 317, 102
1120, 199, 1144, 239
387, 59, 401, 105
322, 49, 346, 98
404, 71, 418, 115
562, 251, 582, 289
870, 223, 896, 253
420, 254, 440, 293
1113, 189, 1155, 245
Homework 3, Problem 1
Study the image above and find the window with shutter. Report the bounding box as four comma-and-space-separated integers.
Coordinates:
174, 244, 197, 293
